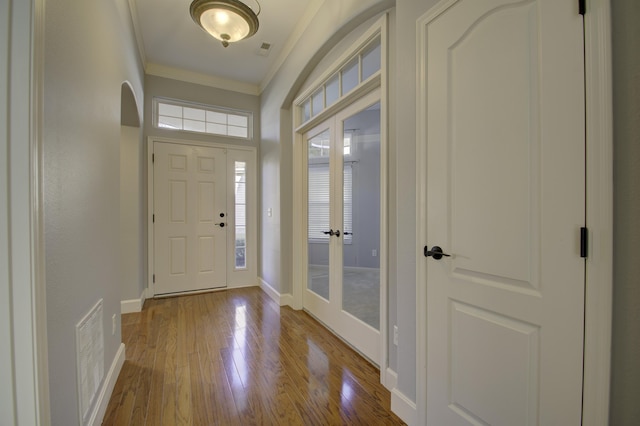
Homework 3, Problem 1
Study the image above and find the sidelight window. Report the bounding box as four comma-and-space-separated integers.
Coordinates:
234, 161, 247, 269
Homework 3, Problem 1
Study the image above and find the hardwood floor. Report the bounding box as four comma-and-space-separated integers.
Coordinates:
102, 287, 405, 425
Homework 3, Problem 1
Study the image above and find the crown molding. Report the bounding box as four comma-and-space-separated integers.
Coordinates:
145, 62, 260, 95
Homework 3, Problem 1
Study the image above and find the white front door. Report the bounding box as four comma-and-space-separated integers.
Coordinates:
153, 142, 228, 295
421, 0, 585, 424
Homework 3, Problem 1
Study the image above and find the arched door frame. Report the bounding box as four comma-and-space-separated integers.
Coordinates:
291, 14, 392, 388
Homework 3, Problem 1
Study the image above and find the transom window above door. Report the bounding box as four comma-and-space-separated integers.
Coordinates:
153, 97, 252, 140
298, 36, 381, 125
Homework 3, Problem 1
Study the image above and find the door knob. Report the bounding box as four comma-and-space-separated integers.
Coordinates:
424, 245, 450, 260
334, 230, 341, 237
215, 222, 226, 228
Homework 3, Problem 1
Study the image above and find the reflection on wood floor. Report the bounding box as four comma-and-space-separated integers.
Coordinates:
102, 287, 405, 425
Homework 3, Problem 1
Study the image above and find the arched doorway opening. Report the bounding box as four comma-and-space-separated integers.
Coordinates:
120, 82, 145, 312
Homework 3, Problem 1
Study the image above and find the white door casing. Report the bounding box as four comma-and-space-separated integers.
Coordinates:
291, 15, 390, 387
303, 89, 382, 365
153, 142, 228, 295
420, 0, 585, 424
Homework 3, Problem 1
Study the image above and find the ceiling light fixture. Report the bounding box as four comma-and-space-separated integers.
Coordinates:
190, 0, 260, 48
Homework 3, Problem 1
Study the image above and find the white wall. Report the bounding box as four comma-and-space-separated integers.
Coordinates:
43, 0, 144, 423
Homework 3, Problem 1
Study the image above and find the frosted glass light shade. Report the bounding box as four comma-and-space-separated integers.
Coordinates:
190, 0, 259, 47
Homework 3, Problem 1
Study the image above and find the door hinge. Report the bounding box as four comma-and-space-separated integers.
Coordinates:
153, 274, 155, 283
580, 227, 588, 258
579, 0, 586, 15
153, 214, 155, 223
152, 153, 155, 163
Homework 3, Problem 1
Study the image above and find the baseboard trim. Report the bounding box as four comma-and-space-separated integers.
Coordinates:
88, 342, 125, 426
384, 368, 398, 391
121, 290, 147, 314
391, 387, 417, 426
259, 277, 293, 306
280, 293, 293, 306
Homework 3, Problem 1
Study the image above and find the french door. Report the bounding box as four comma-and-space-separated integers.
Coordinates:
304, 90, 382, 364
152, 141, 255, 296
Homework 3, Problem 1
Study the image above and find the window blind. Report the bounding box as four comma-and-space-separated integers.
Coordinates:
308, 164, 352, 242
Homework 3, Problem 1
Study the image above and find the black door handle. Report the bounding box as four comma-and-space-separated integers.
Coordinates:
334, 230, 341, 237
322, 230, 335, 236
215, 222, 226, 228
424, 245, 450, 260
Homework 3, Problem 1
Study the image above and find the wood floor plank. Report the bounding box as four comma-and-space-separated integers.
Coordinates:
143, 304, 168, 425
188, 352, 210, 426
102, 287, 405, 426
160, 299, 178, 426
198, 332, 240, 425
175, 365, 192, 425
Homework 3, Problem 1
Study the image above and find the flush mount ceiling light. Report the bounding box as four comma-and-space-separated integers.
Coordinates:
190, 0, 260, 48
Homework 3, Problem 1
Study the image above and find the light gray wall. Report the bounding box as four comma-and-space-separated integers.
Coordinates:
386, 9, 398, 374
260, 0, 395, 295
394, 0, 439, 402
349, 112, 382, 269
42, 0, 144, 424
119, 84, 144, 303
610, 0, 640, 423
144, 74, 260, 149
0, 0, 15, 421
120, 124, 145, 301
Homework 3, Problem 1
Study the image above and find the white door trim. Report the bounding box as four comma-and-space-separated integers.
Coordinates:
291, 14, 390, 388
147, 136, 258, 296
581, 0, 614, 423
294, 90, 390, 370
301, 89, 383, 365
3, 0, 50, 424
414, 0, 613, 424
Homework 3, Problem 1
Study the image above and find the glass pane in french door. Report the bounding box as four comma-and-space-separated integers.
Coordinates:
342, 102, 380, 329
307, 129, 331, 300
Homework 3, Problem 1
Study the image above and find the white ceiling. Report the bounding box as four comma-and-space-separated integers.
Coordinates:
130, 0, 318, 92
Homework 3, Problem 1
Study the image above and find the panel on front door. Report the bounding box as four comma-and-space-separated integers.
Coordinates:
154, 143, 227, 295
423, 0, 585, 424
